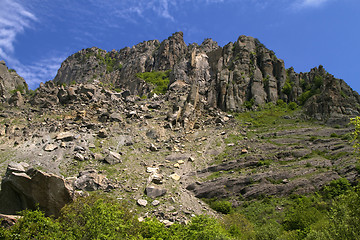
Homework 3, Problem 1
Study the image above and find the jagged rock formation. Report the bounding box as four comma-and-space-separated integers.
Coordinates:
0, 162, 73, 217
0, 60, 27, 102
52, 32, 360, 129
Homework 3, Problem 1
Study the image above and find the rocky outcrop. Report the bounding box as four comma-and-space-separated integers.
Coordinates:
0, 162, 73, 217
0, 60, 27, 102
36, 33, 360, 127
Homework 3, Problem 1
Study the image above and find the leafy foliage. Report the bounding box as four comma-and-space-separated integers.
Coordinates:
136, 70, 171, 94
210, 200, 233, 214
282, 79, 293, 96
351, 116, 360, 153
297, 75, 323, 105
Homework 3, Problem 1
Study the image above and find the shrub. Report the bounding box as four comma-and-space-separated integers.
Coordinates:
59, 194, 140, 239
210, 200, 233, 214
330, 133, 338, 138
186, 215, 231, 240
276, 99, 287, 108
244, 98, 255, 110
321, 178, 351, 199
136, 70, 171, 94
282, 79, 293, 96
3, 209, 61, 239
288, 102, 298, 110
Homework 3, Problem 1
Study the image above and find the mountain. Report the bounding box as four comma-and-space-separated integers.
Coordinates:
53, 32, 360, 127
0, 32, 359, 233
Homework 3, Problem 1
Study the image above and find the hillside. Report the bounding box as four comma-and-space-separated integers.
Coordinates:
0, 32, 360, 239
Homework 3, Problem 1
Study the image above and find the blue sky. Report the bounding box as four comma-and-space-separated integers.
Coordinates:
0, 0, 359, 92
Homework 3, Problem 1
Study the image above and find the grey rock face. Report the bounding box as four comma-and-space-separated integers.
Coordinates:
35, 32, 360, 128
0, 60, 27, 101
0, 162, 73, 217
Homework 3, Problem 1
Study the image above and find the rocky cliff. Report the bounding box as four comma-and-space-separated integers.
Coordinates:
0, 60, 28, 103
53, 32, 360, 129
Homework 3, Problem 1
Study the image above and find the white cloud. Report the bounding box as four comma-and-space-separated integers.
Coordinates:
294, 0, 331, 8
14, 55, 65, 89
0, 0, 37, 56
0, 0, 65, 89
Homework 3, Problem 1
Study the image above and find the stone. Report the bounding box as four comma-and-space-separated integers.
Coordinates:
98, 129, 108, 138
73, 170, 112, 191
145, 186, 167, 198
103, 151, 122, 165
0, 163, 73, 217
162, 220, 174, 227
74, 153, 85, 161
55, 132, 75, 142
151, 173, 164, 184
44, 143, 58, 152
147, 167, 159, 173
152, 200, 160, 206
170, 173, 181, 181
109, 112, 122, 122
0, 214, 19, 228
149, 143, 158, 152
174, 163, 180, 168
241, 149, 248, 154
137, 199, 148, 207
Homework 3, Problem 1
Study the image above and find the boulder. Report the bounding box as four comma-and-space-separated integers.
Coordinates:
137, 199, 148, 207
0, 162, 73, 217
73, 170, 114, 191
145, 186, 167, 198
103, 151, 122, 165
44, 143, 58, 152
55, 132, 75, 142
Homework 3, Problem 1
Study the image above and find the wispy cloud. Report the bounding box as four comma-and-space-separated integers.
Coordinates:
0, 0, 37, 56
293, 0, 331, 9
0, 0, 65, 89
14, 55, 66, 89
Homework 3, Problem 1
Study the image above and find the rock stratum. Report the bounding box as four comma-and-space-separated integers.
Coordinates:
0, 32, 359, 223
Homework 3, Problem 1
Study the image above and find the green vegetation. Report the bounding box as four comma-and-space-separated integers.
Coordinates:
136, 70, 171, 95
3, 184, 360, 239
0, 194, 232, 239
9, 84, 27, 95
235, 102, 300, 129
8, 68, 16, 73
244, 98, 255, 110
298, 75, 323, 105
351, 116, 360, 152
210, 200, 233, 214
282, 78, 293, 97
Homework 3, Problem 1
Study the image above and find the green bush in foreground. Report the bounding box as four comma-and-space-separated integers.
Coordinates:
2, 183, 360, 239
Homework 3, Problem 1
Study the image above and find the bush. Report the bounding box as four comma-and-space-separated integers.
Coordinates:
288, 102, 298, 110
276, 99, 287, 108
136, 70, 171, 94
210, 200, 233, 214
187, 215, 231, 240
282, 79, 293, 96
3, 209, 61, 239
244, 98, 255, 110
59, 194, 140, 239
321, 178, 351, 199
